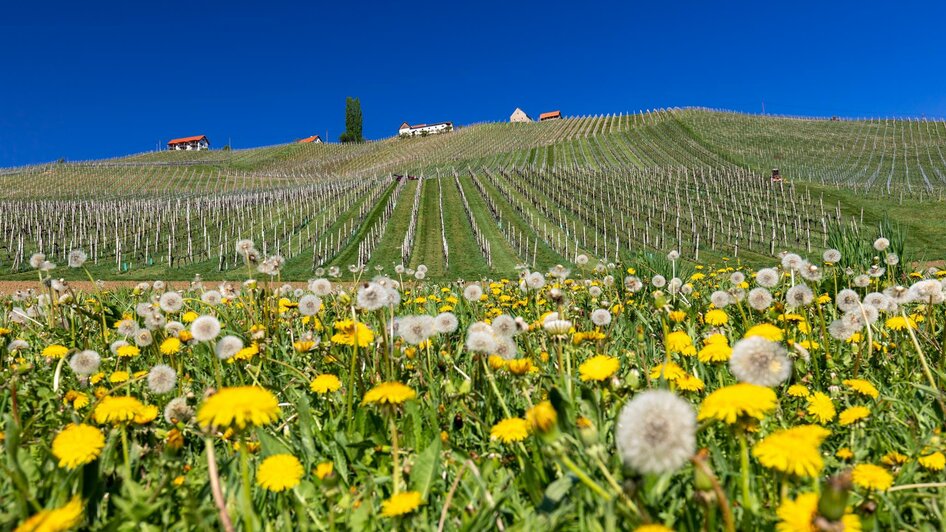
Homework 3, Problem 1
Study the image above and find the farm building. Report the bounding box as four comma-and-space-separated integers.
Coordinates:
539, 111, 562, 121
398, 121, 453, 137
510, 108, 532, 123
167, 135, 209, 151
298, 135, 322, 144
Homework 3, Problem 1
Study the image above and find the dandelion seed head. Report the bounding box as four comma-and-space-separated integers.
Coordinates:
215, 335, 244, 360
147, 364, 177, 394
785, 284, 814, 309
591, 309, 612, 327
615, 390, 696, 475
69, 350, 101, 376
191, 315, 221, 342
434, 312, 458, 334
729, 337, 792, 387
711, 290, 733, 308
836, 289, 861, 312
748, 287, 773, 311
298, 295, 322, 316
491, 315, 519, 338
651, 275, 667, 288
164, 397, 194, 424
463, 284, 484, 302
755, 268, 780, 288
134, 329, 154, 347
201, 290, 223, 306
873, 237, 890, 251
822, 249, 842, 263
67, 249, 87, 268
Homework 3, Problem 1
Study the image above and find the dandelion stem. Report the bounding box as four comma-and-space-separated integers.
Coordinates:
901, 310, 946, 418
389, 415, 402, 494
559, 454, 612, 501
737, 429, 754, 513
482, 357, 512, 419
120, 424, 131, 478
238, 435, 257, 529
204, 437, 235, 532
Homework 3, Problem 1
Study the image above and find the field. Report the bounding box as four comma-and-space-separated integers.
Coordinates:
1, 108, 946, 282
3, 109, 946, 531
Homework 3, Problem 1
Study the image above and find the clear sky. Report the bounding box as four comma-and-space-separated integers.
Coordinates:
2, 0, 945, 166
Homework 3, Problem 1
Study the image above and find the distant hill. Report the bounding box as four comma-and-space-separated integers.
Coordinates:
0, 108, 943, 279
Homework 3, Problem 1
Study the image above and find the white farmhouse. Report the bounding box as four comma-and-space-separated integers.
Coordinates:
398, 121, 453, 137
167, 135, 210, 151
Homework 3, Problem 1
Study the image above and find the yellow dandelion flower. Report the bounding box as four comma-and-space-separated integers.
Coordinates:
881, 451, 908, 466
310, 374, 342, 394
52, 424, 105, 469
108, 371, 129, 383
698, 340, 732, 363
293, 340, 316, 353
675, 374, 705, 392
787, 384, 810, 398
851, 463, 893, 491
752, 425, 830, 477
668, 310, 686, 323
182, 311, 198, 323
526, 401, 557, 433
744, 323, 784, 341
178, 330, 193, 342
919, 452, 946, 471
635, 526, 675, 532
116, 345, 140, 358
362, 382, 416, 406
315, 461, 334, 480
134, 405, 159, 424
331, 320, 374, 347
197, 386, 281, 430
94, 396, 146, 425
490, 417, 530, 443
159, 337, 182, 355
885, 316, 917, 331
42, 344, 69, 359
665, 330, 696, 356
806, 392, 836, 424
776, 492, 861, 532
839, 406, 871, 426
230, 344, 260, 362
579, 355, 619, 382
506, 358, 535, 375
698, 384, 777, 424
836, 448, 854, 460
14, 496, 83, 532
704, 309, 728, 326
842, 379, 879, 399
381, 491, 423, 518
256, 454, 304, 492
650, 361, 686, 382
488, 354, 506, 370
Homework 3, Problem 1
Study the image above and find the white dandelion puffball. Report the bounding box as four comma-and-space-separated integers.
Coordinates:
147, 365, 178, 394
190, 315, 222, 342
615, 390, 696, 475
463, 284, 484, 302
729, 337, 791, 387
215, 335, 244, 360
298, 294, 322, 316
591, 309, 612, 327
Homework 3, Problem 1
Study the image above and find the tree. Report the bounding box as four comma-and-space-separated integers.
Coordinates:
340, 97, 364, 143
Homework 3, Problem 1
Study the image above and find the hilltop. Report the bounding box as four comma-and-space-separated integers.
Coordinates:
0, 108, 944, 280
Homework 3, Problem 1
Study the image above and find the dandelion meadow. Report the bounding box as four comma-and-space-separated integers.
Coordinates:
1, 237, 946, 531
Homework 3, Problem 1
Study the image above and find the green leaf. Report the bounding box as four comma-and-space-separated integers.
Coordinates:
256, 428, 292, 456
294, 392, 318, 465
538, 474, 574, 514
410, 435, 441, 499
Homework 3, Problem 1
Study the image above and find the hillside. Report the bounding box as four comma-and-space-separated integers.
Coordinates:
1, 108, 944, 279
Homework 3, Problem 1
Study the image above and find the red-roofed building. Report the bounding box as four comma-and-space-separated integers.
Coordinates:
167, 135, 209, 151
539, 111, 561, 121
298, 135, 323, 144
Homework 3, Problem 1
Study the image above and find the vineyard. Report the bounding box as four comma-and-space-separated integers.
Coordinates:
1, 108, 945, 280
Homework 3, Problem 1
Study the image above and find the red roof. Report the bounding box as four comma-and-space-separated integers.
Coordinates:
298, 135, 321, 143
539, 111, 561, 120
168, 135, 208, 145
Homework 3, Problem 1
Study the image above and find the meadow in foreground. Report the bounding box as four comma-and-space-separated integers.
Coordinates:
2, 239, 946, 531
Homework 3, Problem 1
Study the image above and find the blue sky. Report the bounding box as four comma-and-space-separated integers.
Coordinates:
2, 0, 945, 166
